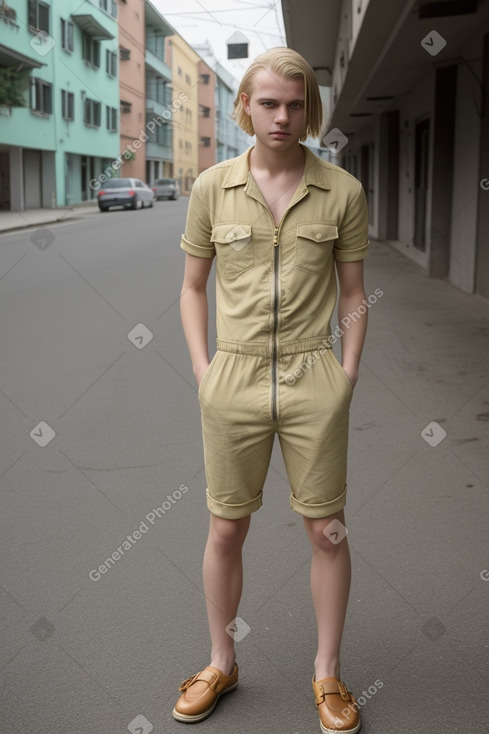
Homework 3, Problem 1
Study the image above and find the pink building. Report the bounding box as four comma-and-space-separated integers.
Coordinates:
198, 60, 217, 174
118, 0, 146, 181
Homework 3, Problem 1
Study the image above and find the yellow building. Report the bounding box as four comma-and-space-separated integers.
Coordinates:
166, 35, 199, 194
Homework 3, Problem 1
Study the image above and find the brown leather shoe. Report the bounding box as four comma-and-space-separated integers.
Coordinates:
312, 676, 361, 733
172, 664, 238, 723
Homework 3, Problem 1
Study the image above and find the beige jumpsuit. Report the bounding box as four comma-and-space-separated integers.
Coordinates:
181, 146, 369, 520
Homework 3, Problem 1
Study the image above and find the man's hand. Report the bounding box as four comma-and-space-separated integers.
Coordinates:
336, 259, 368, 391
195, 361, 210, 388
342, 364, 359, 390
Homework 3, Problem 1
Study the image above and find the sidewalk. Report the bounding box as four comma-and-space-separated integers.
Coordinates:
0, 203, 99, 233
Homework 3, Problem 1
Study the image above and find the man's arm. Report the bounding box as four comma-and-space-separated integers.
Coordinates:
180, 253, 214, 387
335, 260, 367, 389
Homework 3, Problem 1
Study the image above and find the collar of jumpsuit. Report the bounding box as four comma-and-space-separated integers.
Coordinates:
180, 144, 370, 358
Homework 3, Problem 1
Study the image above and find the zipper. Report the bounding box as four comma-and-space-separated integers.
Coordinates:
267, 180, 309, 421
271, 227, 280, 421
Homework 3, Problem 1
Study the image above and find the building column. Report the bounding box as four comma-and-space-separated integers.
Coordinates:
428, 65, 457, 278
9, 147, 23, 212
475, 32, 489, 298
41, 151, 56, 208
378, 111, 400, 241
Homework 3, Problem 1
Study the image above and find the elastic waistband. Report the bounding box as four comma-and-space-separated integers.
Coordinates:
216, 335, 333, 357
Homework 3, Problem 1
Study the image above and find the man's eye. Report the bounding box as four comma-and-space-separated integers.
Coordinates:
262, 101, 274, 107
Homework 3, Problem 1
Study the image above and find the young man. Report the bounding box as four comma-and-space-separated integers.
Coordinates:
174, 48, 369, 734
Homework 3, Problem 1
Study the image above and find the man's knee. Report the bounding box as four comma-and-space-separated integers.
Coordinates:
209, 514, 250, 553
304, 514, 348, 552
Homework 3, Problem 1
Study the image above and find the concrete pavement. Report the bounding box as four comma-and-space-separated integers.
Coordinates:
0, 203, 100, 233
0, 202, 488, 733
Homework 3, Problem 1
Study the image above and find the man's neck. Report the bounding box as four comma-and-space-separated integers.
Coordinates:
249, 141, 305, 176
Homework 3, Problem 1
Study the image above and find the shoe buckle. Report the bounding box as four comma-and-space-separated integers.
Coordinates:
316, 683, 326, 705
338, 681, 351, 702
178, 673, 199, 692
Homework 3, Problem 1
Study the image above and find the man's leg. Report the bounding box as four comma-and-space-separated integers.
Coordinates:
303, 509, 351, 681
203, 513, 251, 674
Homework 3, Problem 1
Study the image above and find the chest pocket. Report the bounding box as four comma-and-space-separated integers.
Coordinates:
296, 223, 338, 275
211, 224, 253, 279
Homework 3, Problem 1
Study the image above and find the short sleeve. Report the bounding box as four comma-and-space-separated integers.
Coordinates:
334, 180, 370, 262
180, 175, 215, 259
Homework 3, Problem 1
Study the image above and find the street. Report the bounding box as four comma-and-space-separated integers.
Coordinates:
1, 201, 488, 733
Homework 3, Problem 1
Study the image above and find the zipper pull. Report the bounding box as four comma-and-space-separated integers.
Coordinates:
273, 228, 279, 246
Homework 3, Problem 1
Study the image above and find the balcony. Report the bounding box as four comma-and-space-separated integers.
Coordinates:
146, 77, 172, 108
145, 114, 172, 161
72, 5, 116, 40
145, 47, 171, 80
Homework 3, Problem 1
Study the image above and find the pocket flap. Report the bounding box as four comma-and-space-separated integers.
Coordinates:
211, 224, 252, 248
297, 223, 338, 243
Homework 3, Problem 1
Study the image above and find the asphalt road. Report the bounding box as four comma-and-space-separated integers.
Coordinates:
1, 200, 488, 733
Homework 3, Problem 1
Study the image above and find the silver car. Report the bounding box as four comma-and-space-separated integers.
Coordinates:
97, 178, 155, 211
151, 178, 180, 201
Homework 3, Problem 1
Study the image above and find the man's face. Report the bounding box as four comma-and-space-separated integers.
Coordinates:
241, 68, 306, 150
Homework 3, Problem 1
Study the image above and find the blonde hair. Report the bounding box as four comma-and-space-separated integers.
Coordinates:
233, 47, 322, 141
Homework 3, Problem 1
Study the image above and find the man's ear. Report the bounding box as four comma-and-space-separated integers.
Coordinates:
240, 92, 251, 116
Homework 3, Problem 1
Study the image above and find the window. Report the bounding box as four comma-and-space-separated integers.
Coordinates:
177, 66, 182, 76
120, 99, 132, 113
60, 18, 74, 52
61, 90, 74, 120
28, 0, 49, 32
84, 98, 101, 127
185, 141, 191, 154
146, 33, 165, 60
200, 137, 211, 147
185, 73, 191, 85
119, 46, 131, 60
106, 106, 117, 131
82, 32, 100, 68
185, 108, 192, 124
199, 105, 210, 118
200, 73, 210, 85
156, 124, 171, 146
106, 50, 117, 77
30, 77, 52, 114
99, 0, 117, 18
146, 77, 170, 105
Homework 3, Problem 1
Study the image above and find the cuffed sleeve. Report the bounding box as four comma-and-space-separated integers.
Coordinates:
334, 180, 370, 262
179, 175, 216, 259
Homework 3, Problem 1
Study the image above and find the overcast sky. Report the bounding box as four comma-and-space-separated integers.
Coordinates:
152, 0, 286, 81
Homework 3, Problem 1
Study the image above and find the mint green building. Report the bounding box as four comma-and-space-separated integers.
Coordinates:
0, 0, 119, 210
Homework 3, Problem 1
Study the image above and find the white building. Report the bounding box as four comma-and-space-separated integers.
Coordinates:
282, 0, 489, 299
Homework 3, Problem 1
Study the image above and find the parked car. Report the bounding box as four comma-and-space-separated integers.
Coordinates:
97, 178, 155, 211
151, 178, 180, 201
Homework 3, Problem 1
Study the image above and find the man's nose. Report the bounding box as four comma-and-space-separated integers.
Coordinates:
274, 105, 289, 124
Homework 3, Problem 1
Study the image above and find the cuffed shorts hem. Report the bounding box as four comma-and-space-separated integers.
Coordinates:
289, 484, 347, 519
206, 487, 263, 519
